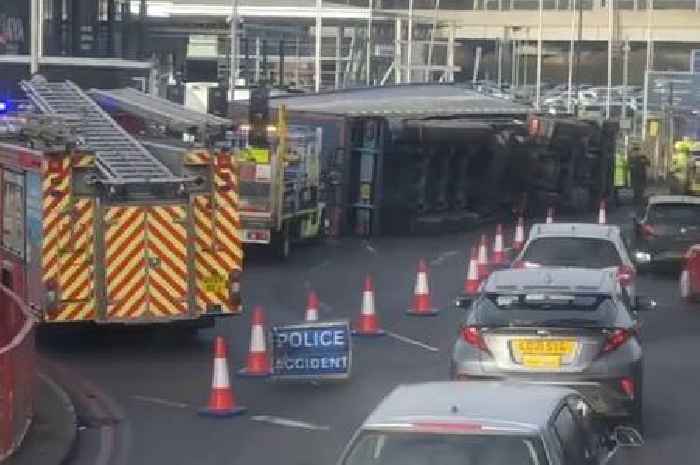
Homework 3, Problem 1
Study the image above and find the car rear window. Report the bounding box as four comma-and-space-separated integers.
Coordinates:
648, 203, 700, 225
473, 293, 618, 328
521, 237, 621, 268
343, 431, 546, 465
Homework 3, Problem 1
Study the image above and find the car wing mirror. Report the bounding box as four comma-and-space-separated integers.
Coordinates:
613, 426, 644, 447
454, 296, 474, 310
635, 296, 657, 312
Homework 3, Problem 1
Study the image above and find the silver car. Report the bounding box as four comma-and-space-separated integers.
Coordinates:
514, 223, 637, 301
451, 268, 653, 430
338, 382, 642, 465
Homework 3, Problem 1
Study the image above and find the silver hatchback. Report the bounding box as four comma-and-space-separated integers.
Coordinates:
451, 268, 654, 429
338, 382, 642, 465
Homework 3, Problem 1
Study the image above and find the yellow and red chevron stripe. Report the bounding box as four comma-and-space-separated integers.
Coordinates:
105, 206, 148, 319
184, 150, 211, 166
42, 153, 97, 322
193, 153, 243, 314
146, 205, 189, 317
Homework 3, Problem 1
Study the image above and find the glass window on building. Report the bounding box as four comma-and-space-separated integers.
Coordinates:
2, 170, 25, 259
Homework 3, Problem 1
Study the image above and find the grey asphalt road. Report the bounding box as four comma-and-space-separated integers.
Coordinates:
39, 206, 700, 465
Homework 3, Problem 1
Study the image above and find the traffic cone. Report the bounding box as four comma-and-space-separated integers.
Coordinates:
353, 275, 385, 336
463, 247, 480, 296
598, 199, 607, 224
199, 337, 247, 417
492, 225, 505, 267
477, 234, 490, 281
407, 259, 439, 316
513, 217, 525, 252
305, 290, 320, 322
238, 306, 272, 377
546, 206, 554, 224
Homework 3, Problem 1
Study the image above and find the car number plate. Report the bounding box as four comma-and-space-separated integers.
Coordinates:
515, 339, 575, 356
522, 354, 562, 369
203, 274, 226, 294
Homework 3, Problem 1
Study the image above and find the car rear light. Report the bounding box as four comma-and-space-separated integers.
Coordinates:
620, 377, 635, 399
641, 223, 656, 240
512, 259, 540, 269
617, 265, 635, 286
461, 326, 489, 352
602, 328, 633, 354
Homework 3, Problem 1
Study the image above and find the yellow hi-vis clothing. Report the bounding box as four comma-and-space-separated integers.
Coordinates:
672, 140, 691, 188
614, 150, 628, 188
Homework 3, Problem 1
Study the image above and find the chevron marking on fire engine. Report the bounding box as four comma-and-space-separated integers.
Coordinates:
105, 206, 148, 319
192, 155, 242, 314
42, 154, 97, 321
146, 205, 189, 317
184, 150, 210, 165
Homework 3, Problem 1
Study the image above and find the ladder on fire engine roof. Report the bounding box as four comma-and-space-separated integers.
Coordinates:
20, 78, 180, 184
88, 87, 231, 133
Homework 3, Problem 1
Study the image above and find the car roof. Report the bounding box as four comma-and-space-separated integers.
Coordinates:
648, 195, 700, 206
363, 382, 576, 433
484, 267, 618, 294
527, 223, 621, 240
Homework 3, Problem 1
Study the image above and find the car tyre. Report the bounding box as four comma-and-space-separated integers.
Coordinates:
630, 396, 644, 435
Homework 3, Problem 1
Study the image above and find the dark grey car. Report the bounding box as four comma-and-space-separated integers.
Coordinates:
451, 268, 653, 429
633, 195, 700, 269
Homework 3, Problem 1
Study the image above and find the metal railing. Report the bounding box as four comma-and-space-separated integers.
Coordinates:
0, 284, 38, 462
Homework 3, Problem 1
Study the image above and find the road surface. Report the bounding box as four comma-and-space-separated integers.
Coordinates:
40, 206, 700, 465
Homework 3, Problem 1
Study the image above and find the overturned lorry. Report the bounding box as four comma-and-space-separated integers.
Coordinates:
264, 84, 618, 235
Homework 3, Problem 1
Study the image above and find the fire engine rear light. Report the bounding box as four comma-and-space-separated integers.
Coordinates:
620, 377, 635, 399
461, 326, 489, 352
601, 328, 633, 354
228, 270, 242, 311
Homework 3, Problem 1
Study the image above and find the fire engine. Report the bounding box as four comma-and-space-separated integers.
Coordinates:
0, 77, 242, 325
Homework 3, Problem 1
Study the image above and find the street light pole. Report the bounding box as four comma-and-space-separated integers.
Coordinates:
366, 0, 373, 86
567, 0, 576, 113
607, 0, 614, 119
229, 0, 239, 100
536, 0, 543, 110
407, 0, 414, 83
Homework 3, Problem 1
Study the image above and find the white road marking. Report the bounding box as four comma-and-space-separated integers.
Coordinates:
385, 331, 440, 352
430, 250, 459, 266
363, 240, 378, 254
130, 395, 189, 409
309, 260, 331, 272
251, 415, 330, 431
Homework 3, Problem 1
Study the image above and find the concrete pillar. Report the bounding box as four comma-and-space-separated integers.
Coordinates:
31, 0, 41, 74
315, 0, 323, 92
335, 26, 343, 89
447, 22, 456, 82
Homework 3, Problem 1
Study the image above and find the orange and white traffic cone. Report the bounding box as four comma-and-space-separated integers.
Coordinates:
546, 206, 554, 224
463, 247, 480, 296
353, 275, 385, 336
238, 306, 272, 377
305, 290, 320, 322
492, 225, 505, 267
199, 337, 247, 417
407, 259, 440, 316
477, 234, 490, 281
598, 199, 607, 224
513, 217, 525, 252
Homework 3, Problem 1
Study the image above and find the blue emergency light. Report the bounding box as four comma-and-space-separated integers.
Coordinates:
0, 102, 7, 113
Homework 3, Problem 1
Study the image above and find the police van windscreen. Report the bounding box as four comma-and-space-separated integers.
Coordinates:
521, 237, 621, 268
343, 431, 546, 465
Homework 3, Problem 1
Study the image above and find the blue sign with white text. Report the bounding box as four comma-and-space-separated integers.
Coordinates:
272, 321, 351, 380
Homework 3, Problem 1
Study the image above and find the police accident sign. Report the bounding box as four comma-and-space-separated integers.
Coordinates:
271, 320, 351, 380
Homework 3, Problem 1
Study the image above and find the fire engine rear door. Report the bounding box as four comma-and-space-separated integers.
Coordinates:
103, 205, 190, 321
